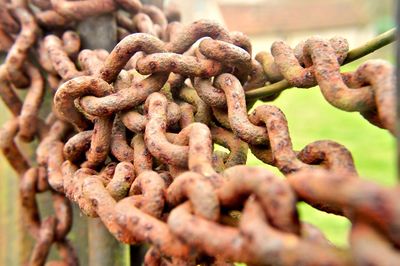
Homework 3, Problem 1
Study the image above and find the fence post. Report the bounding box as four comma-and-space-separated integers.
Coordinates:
77, 13, 129, 266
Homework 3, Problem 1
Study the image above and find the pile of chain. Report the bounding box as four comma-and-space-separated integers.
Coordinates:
0, 0, 398, 265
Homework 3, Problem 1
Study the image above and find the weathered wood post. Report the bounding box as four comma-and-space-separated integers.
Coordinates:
77, 13, 129, 266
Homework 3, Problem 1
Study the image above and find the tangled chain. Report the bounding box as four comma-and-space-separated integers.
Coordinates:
0, 0, 398, 265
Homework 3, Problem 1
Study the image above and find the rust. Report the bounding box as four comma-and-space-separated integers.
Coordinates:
0, 65, 23, 116
115, 196, 191, 257
269, 37, 349, 88
36, 10, 71, 28
133, 13, 157, 36
115, 0, 142, 13
18, 64, 45, 142
311, 45, 395, 134
297, 140, 358, 175
165, 19, 231, 53
30, 0, 52, 11
20, 167, 41, 238
84, 116, 113, 168
69, 168, 98, 217
111, 115, 135, 162
47, 141, 65, 192
210, 126, 248, 168
78, 49, 108, 76
0, 5, 20, 33
62, 31, 81, 57
288, 168, 400, 246
36, 120, 71, 166
0, 118, 30, 174
0, 28, 13, 52
78, 73, 168, 116
64, 130, 93, 162
5, 7, 38, 88
129, 170, 166, 217
351, 222, 400, 265
54, 76, 113, 130
145, 92, 188, 167
52, 192, 73, 240
199, 38, 251, 81
106, 161, 135, 200
132, 133, 152, 175
167, 171, 219, 220
136, 53, 223, 78
255, 51, 283, 83
177, 102, 194, 129
44, 34, 84, 80
243, 59, 268, 90
29, 217, 56, 266
121, 100, 181, 133
214, 73, 267, 145
173, 122, 221, 184
194, 77, 227, 108
220, 166, 300, 234
99, 33, 165, 83
82, 176, 135, 242
178, 85, 211, 125
0, 2, 397, 265
51, 0, 116, 21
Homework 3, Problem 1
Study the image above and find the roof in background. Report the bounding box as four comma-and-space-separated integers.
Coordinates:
218, 0, 371, 35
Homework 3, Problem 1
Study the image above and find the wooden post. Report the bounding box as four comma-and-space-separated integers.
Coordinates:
77, 13, 129, 266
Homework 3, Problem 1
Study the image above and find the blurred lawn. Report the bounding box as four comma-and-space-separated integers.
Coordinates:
246, 62, 396, 247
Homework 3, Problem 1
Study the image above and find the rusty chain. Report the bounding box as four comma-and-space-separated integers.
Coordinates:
0, 0, 398, 265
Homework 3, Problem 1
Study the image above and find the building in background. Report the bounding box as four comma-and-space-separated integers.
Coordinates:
166, 0, 394, 57
166, 0, 226, 25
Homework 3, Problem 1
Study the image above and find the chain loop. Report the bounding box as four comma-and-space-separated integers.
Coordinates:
0, 1, 397, 265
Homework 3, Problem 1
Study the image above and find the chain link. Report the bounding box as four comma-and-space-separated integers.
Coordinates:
0, 0, 397, 265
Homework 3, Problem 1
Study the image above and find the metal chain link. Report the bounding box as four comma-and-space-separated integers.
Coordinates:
0, 0, 398, 265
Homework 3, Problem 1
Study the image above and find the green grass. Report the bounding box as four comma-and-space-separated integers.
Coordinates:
245, 62, 396, 247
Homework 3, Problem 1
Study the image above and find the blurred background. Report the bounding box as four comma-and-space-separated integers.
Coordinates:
168, 0, 395, 58
167, 0, 396, 247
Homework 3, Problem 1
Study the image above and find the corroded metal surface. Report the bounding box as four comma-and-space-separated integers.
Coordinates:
0, 0, 397, 265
